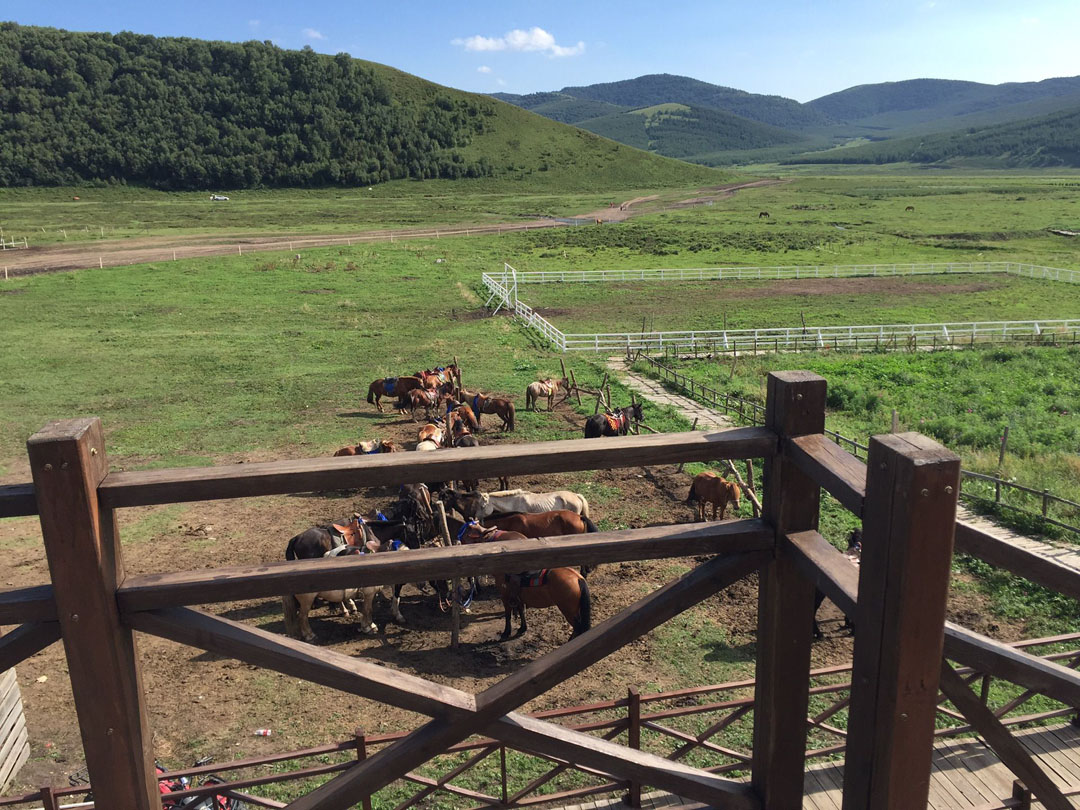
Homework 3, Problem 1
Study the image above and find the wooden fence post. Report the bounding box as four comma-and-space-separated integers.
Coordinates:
626, 686, 642, 808
752, 372, 825, 810
355, 729, 373, 810
27, 419, 158, 810
841, 433, 960, 810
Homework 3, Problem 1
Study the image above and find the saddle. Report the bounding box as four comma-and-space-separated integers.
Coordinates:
604, 413, 622, 434
471, 394, 482, 417
384, 377, 397, 396
330, 514, 366, 547
518, 569, 548, 589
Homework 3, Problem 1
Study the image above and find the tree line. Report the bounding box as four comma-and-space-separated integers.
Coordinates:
0, 24, 498, 188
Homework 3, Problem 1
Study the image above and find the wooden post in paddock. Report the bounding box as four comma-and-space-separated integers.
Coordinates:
841, 433, 960, 810
27, 419, 158, 810
752, 372, 825, 810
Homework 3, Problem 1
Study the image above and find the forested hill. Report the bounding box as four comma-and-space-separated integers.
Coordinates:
784, 106, 1080, 167
0, 24, 720, 190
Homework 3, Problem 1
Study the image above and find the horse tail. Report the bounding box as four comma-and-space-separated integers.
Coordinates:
282, 594, 299, 638
285, 535, 300, 560
573, 577, 592, 637
582, 515, 598, 533
686, 480, 698, 504
367, 383, 376, 405
506, 402, 515, 431
525, 386, 533, 410
578, 495, 590, 519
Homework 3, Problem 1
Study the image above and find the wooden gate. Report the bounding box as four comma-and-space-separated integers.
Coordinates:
3, 371, 1080, 809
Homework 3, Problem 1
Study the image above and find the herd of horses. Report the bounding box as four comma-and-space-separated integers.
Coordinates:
283, 361, 752, 647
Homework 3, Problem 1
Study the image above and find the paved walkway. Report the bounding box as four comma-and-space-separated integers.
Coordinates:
605, 357, 734, 431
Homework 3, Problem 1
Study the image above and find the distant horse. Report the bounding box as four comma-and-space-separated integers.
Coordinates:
449, 517, 591, 641
686, 471, 741, 521
905, 205, 915, 212
583, 403, 643, 438
758, 211, 770, 219
417, 363, 462, 389
463, 390, 516, 431
525, 378, 569, 411
333, 439, 399, 456
440, 488, 590, 520
407, 387, 450, 422
814, 529, 862, 639
367, 376, 423, 412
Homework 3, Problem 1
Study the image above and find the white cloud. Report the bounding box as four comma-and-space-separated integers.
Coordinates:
452, 27, 585, 58
248, 19, 261, 29
302, 28, 325, 41
477, 65, 492, 74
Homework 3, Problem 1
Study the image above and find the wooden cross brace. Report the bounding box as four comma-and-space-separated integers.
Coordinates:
127, 550, 768, 810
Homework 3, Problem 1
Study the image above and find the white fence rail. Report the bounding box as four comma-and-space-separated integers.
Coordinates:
485, 262, 1080, 285
480, 262, 1080, 353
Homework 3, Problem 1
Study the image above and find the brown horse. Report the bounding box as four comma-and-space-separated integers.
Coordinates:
407, 387, 449, 422
416, 423, 443, 448
444, 399, 480, 433
686, 471, 741, 521
525, 378, 569, 411
367, 376, 423, 412
449, 517, 591, 641
417, 363, 462, 390
758, 211, 770, 219
462, 390, 516, 431
484, 509, 598, 577
333, 439, 399, 456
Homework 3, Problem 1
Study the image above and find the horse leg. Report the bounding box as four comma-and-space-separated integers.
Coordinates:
296, 594, 318, 643
391, 583, 406, 624
516, 604, 528, 637
359, 587, 377, 634
500, 598, 513, 641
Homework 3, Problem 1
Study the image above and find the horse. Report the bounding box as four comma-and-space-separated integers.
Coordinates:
407, 387, 449, 422
417, 364, 462, 390
814, 530, 862, 639
583, 403, 643, 438
367, 376, 423, 413
440, 488, 590, 520
332, 439, 399, 456
444, 398, 480, 433
417, 424, 443, 447
686, 471, 741, 521
462, 390, 516, 432
483, 509, 599, 577
449, 517, 591, 641
905, 205, 915, 212
525, 378, 569, 411
758, 211, 770, 219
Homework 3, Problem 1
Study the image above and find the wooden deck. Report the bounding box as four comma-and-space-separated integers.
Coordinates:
555, 724, 1080, 810
958, 505, 1080, 579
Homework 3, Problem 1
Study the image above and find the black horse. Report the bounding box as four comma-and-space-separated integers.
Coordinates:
584, 403, 643, 438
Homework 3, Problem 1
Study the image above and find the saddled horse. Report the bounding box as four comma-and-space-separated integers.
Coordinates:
449, 518, 591, 641
407, 386, 451, 422
333, 439, 399, 456
483, 509, 598, 577
417, 363, 462, 390
462, 389, 516, 432
444, 399, 480, 434
686, 471, 741, 521
440, 488, 590, 520
416, 424, 443, 448
525, 378, 569, 411
367, 376, 423, 413
814, 529, 862, 639
583, 403, 643, 438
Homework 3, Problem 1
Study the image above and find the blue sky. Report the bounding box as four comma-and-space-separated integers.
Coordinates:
4, 0, 1078, 101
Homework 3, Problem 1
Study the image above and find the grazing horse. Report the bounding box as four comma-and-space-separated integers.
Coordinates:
333, 439, 399, 456
367, 376, 423, 412
686, 471, 741, 521
449, 517, 591, 641
440, 488, 590, 520
583, 403, 643, 438
525, 378, 569, 411
814, 530, 862, 639
905, 205, 915, 212
462, 390, 516, 432
758, 211, 770, 219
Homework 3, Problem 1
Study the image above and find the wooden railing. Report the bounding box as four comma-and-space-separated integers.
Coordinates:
4, 372, 1080, 809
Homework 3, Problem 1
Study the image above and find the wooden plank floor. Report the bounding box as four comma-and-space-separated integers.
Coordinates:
555, 724, 1080, 810
957, 506, 1080, 576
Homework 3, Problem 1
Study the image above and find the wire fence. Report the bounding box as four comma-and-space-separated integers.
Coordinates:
636, 354, 1080, 538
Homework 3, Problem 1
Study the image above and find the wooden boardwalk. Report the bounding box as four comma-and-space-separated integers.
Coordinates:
555, 724, 1080, 810
958, 505, 1080, 580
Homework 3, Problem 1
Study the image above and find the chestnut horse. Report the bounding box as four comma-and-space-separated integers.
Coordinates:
367, 376, 423, 413
417, 363, 462, 390
408, 387, 451, 422
333, 439, 399, 456
462, 390, 516, 431
686, 471, 741, 521
525, 378, 569, 411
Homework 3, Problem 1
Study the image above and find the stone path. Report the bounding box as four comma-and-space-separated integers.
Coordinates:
605, 357, 734, 431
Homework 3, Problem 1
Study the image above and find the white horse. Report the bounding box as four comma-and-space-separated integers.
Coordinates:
453, 488, 590, 519
282, 544, 380, 642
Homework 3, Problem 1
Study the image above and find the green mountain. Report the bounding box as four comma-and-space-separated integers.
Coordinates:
492, 92, 628, 124
0, 23, 720, 190
560, 74, 830, 130
576, 103, 808, 160
784, 105, 1080, 167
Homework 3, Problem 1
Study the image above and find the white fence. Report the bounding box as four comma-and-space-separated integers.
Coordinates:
481, 262, 1080, 353
485, 262, 1080, 285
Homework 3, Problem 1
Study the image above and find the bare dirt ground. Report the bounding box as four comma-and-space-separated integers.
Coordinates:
2, 390, 1007, 795
1, 180, 787, 276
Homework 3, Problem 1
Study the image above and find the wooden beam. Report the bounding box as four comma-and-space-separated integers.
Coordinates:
0, 622, 61, 672
842, 432, 960, 810
787, 433, 866, 516
0, 482, 36, 518
118, 519, 773, 613
99, 427, 778, 509
783, 530, 857, 617
27, 418, 158, 810
753, 371, 825, 810
0, 585, 57, 624
938, 660, 1072, 810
